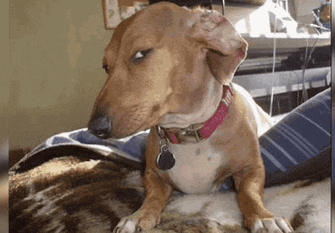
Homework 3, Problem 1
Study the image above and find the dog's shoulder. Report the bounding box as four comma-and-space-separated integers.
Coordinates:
231, 83, 273, 136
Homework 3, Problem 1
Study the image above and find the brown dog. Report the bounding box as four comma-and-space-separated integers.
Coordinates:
88, 3, 293, 233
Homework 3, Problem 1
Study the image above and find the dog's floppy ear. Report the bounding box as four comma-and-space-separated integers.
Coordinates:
188, 9, 248, 85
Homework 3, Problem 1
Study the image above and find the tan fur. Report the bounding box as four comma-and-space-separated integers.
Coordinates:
89, 3, 293, 233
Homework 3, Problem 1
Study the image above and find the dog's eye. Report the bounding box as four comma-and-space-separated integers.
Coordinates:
103, 64, 110, 74
132, 49, 153, 63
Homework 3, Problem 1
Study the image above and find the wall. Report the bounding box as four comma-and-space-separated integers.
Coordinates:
8, 0, 113, 150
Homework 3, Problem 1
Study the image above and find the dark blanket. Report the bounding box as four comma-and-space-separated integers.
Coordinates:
9, 148, 330, 233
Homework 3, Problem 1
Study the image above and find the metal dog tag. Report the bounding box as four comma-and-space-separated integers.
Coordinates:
156, 145, 175, 171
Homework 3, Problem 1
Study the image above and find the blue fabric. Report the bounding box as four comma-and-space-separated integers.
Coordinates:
30, 128, 148, 163
260, 88, 330, 174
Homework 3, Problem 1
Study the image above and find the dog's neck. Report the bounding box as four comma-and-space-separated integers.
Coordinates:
160, 78, 224, 129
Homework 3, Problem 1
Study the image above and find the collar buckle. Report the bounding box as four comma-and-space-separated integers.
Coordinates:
180, 123, 205, 143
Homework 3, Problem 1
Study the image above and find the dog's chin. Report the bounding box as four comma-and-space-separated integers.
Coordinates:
111, 115, 165, 139
109, 124, 149, 139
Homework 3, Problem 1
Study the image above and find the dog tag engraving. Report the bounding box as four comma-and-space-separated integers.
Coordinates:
156, 145, 175, 170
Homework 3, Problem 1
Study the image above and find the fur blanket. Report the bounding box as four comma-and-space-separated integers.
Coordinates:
9, 146, 330, 233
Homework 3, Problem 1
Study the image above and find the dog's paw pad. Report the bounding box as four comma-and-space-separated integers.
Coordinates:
251, 217, 294, 233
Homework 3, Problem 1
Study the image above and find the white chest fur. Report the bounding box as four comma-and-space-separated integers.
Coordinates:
165, 140, 225, 194
159, 78, 227, 194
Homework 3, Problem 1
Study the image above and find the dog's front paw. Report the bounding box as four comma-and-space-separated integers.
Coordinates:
113, 216, 141, 233
113, 211, 160, 233
250, 217, 294, 233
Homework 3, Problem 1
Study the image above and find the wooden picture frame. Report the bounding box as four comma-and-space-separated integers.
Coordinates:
102, 0, 122, 29
102, 0, 149, 29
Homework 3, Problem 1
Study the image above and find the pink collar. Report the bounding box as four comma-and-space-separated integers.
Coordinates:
157, 85, 234, 144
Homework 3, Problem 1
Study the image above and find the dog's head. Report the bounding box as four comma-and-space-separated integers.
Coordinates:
88, 2, 247, 139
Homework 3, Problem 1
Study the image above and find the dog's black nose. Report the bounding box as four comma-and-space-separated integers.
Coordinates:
88, 115, 112, 139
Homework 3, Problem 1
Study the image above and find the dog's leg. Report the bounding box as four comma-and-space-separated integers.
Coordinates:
114, 131, 173, 233
114, 168, 173, 233
233, 159, 294, 233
